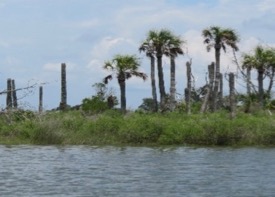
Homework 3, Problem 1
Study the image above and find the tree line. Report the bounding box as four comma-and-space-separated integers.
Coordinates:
97, 25, 275, 114
6, 25, 273, 115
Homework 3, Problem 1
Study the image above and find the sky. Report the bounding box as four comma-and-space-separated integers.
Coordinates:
0, 0, 275, 110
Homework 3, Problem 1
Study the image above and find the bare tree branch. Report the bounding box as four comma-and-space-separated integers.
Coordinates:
0, 82, 38, 96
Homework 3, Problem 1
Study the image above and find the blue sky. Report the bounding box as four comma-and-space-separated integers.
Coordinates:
0, 0, 275, 110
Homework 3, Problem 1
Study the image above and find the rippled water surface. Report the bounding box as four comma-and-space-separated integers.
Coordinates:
0, 145, 275, 196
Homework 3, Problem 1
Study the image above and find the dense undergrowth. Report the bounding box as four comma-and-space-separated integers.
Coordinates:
1, 109, 275, 146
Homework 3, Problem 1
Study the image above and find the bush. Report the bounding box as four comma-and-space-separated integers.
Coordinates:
2, 109, 275, 146
82, 96, 109, 114
31, 120, 64, 145
119, 114, 165, 144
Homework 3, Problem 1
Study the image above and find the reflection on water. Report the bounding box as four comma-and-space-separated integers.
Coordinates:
0, 145, 274, 197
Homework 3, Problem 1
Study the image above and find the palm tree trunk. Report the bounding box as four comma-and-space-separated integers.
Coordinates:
208, 62, 215, 111
244, 67, 252, 113
258, 68, 265, 108
246, 67, 251, 95
213, 45, 221, 111
219, 73, 223, 108
157, 54, 166, 110
170, 55, 176, 110
11, 79, 18, 109
229, 73, 236, 119
60, 63, 67, 111
200, 85, 210, 113
39, 86, 43, 113
150, 55, 158, 112
186, 61, 192, 114
267, 67, 275, 98
201, 63, 215, 113
118, 78, 126, 113
6, 78, 12, 110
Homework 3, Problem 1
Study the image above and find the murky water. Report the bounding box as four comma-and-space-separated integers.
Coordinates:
0, 145, 274, 196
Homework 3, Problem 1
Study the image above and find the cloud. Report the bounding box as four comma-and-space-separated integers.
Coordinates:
93, 37, 125, 57
86, 59, 106, 76
88, 36, 137, 66
239, 37, 261, 53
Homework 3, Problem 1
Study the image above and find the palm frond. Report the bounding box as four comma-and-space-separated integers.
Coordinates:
202, 29, 213, 40
125, 72, 132, 80
131, 71, 148, 81
210, 26, 221, 36
103, 61, 113, 70
103, 75, 113, 84
202, 26, 240, 54
206, 43, 214, 52
203, 38, 211, 44
221, 43, 226, 53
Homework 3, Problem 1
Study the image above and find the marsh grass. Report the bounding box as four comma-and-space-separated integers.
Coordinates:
1, 110, 275, 146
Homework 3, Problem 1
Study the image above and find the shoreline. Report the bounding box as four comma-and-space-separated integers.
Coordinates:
1, 110, 275, 146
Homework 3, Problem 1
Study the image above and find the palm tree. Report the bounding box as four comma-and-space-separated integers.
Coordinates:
241, 58, 253, 96
165, 36, 184, 109
242, 46, 275, 107
142, 29, 183, 110
139, 39, 158, 112
103, 54, 147, 112
202, 26, 239, 111
264, 48, 275, 96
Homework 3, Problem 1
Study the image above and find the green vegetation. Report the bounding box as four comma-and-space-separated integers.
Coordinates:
82, 83, 118, 115
1, 109, 275, 146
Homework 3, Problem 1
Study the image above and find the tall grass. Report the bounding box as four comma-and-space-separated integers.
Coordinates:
1, 110, 275, 146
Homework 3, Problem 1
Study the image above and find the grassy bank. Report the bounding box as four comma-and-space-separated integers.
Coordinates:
1, 110, 275, 146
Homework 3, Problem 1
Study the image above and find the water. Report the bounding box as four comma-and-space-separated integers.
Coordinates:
0, 145, 274, 197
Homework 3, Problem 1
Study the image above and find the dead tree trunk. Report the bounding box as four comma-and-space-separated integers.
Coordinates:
246, 67, 252, 95
6, 78, 12, 110
200, 62, 215, 113
170, 55, 176, 110
200, 85, 210, 113
39, 86, 43, 113
218, 73, 223, 109
209, 63, 215, 111
229, 73, 236, 119
185, 61, 192, 114
60, 63, 67, 110
11, 79, 18, 109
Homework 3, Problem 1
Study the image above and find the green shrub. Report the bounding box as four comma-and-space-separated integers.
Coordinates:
2, 109, 275, 146
120, 114, 165, 144
82, 96, 109, 114
31, 120, 64, 145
